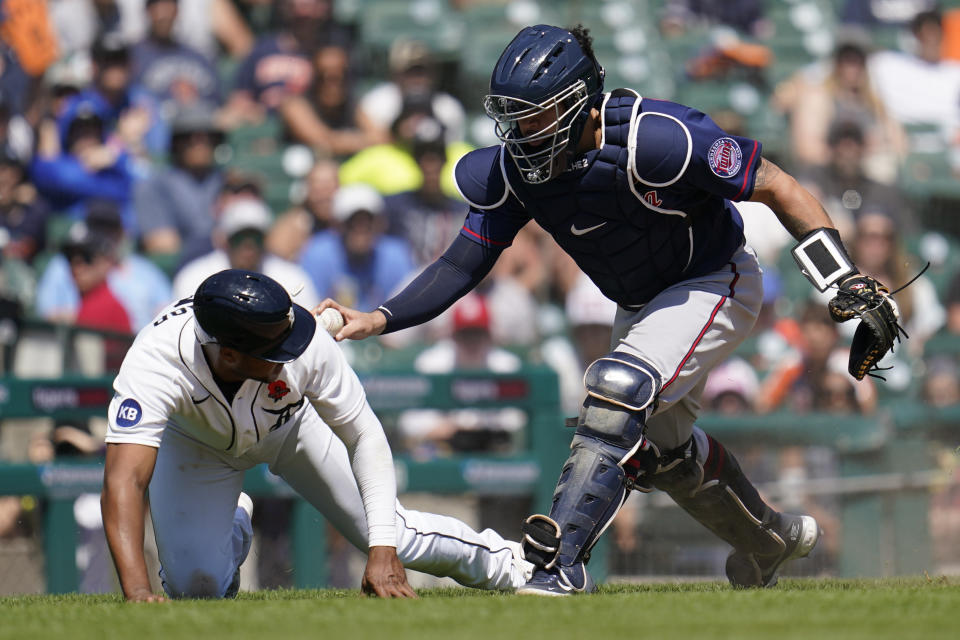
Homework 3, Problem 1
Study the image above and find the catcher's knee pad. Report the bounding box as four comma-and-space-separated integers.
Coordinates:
647, 428, 785, 556
578, 352, 661, 454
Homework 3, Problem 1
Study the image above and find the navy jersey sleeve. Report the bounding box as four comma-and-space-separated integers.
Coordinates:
681, 107, 762, 201
454, 146, 531, 248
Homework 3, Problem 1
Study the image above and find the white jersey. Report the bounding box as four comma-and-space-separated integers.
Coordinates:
106, 299, 362, 456
102, 294, 529, 596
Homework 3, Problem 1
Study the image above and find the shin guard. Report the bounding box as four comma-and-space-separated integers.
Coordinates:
522, 434, 630, 568
644, 428, 785, 556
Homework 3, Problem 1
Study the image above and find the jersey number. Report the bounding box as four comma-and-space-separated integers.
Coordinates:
153, 307, 188, 327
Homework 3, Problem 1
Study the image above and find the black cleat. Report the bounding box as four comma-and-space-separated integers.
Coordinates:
725, 514, 820, 588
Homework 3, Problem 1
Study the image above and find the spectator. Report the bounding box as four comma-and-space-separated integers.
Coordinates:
50, 0, 252, 61
788, 37, 905, 184
134, 103, 225, 257
172, 197, 319, 308
841, 0, 937, 28
0, 146, 48, 264
130, 0, 222, 154
923, 356, 960, 407
399, 293, 524, 457
30, 100, 139, 232
845, 211, 944, 351
267, 157, 339, 262
0, 92, 35, 164
660, 0, 769, 37
52, 219, 132, 333
68, 33, 153, 156
47, 0, 126, 59
414, 292, 522, 374
300, 184, 414, 311
488, 225, 548, 346
120, 0, 255, 61
279, 40, 388, 157
359, 39, 466, 144
945, 268, 960, 334
383, 125, 466, 266
870, 10, 960, 136
40, 58, 90, 126
35, 201, 171, 331
340, 95, 473, 199
0, 237, 34, 371
702, 357, 760, 414
814, 369, 863, 413
222, 0, 351, 125
540, 272, 617, 415
797, 120, 912, 236
756, 302, 876, 415
178, 168, 264, 267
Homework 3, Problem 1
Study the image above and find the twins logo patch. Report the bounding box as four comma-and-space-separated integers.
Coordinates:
707, 137, 742, 178
116, 398, 142, 428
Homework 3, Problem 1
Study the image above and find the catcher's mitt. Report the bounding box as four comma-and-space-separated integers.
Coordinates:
827, 275, 906, 381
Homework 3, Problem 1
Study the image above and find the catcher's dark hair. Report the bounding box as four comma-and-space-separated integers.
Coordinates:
569, 24, 598, 66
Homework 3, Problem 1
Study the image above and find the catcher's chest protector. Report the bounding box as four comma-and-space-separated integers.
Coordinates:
508, 90, 746, 308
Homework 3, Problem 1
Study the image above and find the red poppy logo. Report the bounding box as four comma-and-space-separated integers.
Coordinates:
267, 380, 291, 401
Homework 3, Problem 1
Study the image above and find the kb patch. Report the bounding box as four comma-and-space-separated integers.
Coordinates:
116, 398, 142, 427
708, 137, 742, 178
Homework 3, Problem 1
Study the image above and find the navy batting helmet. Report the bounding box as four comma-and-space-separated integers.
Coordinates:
193, 269, 316, 363
483, 24, 604, 184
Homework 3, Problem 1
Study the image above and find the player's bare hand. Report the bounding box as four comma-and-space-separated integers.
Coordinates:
312, 299, 386, 342
125, 588, 167, 603
360, 546, 418, 599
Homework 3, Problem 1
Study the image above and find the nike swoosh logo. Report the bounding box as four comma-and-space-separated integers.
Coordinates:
570, 222, 607, 236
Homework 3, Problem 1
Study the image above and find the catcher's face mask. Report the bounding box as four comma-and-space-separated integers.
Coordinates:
484, 80, 590, 184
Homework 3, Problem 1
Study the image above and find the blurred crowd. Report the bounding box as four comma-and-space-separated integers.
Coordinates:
3, 0, 960, 586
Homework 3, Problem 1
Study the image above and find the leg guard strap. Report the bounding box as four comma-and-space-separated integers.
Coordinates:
648, 428, 785, 556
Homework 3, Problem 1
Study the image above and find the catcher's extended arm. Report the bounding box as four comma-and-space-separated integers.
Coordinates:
791, 227, 906, 381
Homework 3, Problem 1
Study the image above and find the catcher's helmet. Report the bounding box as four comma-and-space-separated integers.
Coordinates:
483, 25, 604, 184
193, 269, 315, 363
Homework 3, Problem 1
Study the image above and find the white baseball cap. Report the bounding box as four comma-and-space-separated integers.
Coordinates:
332, 184, 384, 223
219, 199, 272, 237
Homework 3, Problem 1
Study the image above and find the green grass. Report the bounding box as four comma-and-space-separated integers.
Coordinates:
2, 578, 958, 640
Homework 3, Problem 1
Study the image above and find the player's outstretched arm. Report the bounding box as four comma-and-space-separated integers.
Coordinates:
748, 157, 835, 239
314, 235, 502, 341
361, 546, 418, 599
101, 443, 165, 603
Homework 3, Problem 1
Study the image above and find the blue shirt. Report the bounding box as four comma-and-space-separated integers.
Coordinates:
133, 166, 223, 248
29, 151, 139, 233
299, 231, 415, 311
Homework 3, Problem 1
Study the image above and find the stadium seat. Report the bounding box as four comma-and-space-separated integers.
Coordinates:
359, 0, 465, 59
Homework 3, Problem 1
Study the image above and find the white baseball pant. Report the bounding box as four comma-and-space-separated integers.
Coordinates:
148, 411, 525, 598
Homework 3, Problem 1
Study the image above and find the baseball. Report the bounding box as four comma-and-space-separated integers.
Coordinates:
318, 308, 345, 336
